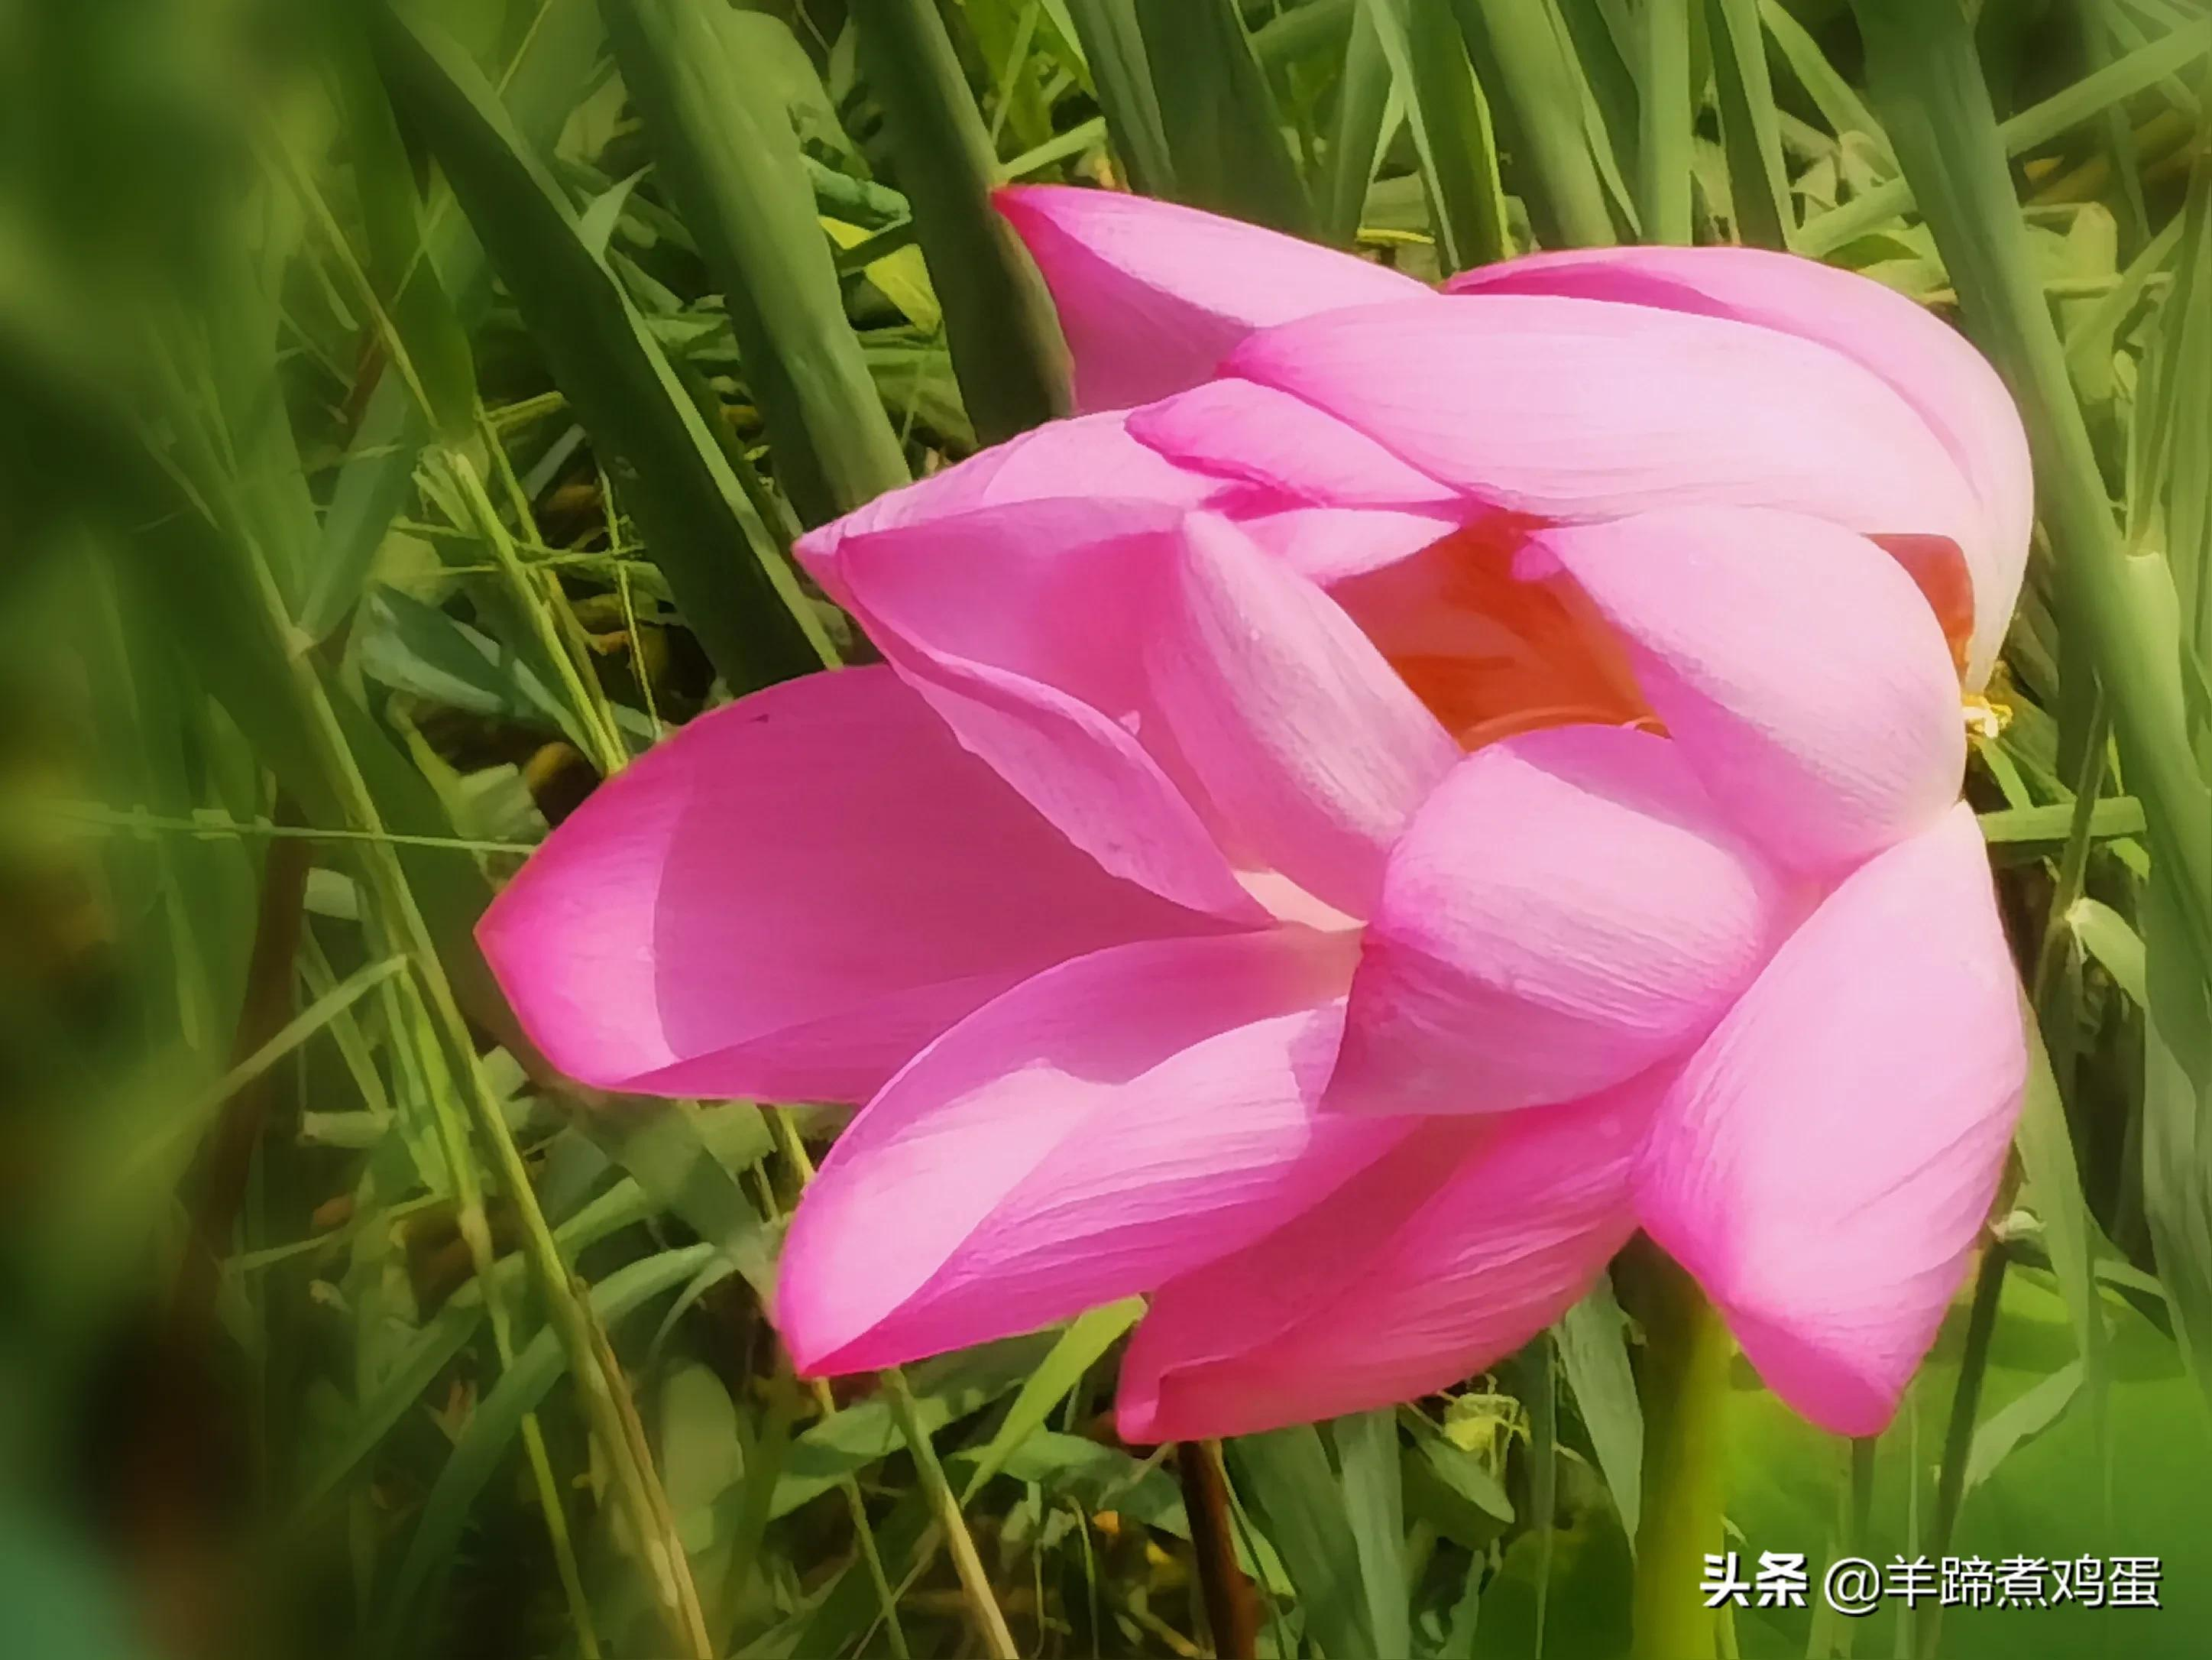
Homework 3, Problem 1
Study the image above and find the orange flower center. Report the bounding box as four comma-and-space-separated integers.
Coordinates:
1335, 517, 1656, 749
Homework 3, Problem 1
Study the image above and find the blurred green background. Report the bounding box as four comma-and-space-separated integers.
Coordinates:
2, 1, 2209, 1656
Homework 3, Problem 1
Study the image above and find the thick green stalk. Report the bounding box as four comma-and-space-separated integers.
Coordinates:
850, 0, 1070, 443
1636, 0, 1694, 244
1621, 1247, 1729, 1660
1854, 0, 2212, 975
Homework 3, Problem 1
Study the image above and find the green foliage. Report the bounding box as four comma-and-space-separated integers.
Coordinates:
2, 1, 2208, 1656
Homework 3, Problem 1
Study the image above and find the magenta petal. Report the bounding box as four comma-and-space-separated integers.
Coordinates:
1236, 504, 1471, 588
1148, 515, 1460, 916
774, 929, 1397, 1374
801, 410, 1219, 568
1225, 296, 1983, 563
1447, 246, 2031, 685
477, 667, 1221, 1103
1531, 506, 1967, 875
1119, 1078, 1651, 1441
818, 497, 1266, 920
1127, 379, 1460, 507
994, 185, 1427, 413
1639, 805, 2027, 1436
1328, 725, 1791, 1115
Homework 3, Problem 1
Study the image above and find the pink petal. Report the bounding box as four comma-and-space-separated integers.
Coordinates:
1119, 1078, 1652, 1441
1530, 506, 1967, 875
477, 667, 1223, 1104
1146, 515, 1460, 916
796, 410, 1226, 587
1237, 504, 1471, 588
994, 185, 1429, 413
1326, 725, 1793, 1116
1448, 247, 2032, 686
1224, 296, 1984, 563
818, 497, 1267, 920
775, 928, 1397, 1374
1127, 379, 1460, 507
1638, 803, 2027, 1436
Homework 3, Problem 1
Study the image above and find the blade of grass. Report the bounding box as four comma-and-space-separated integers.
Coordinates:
1634, 0, 1694, 244
1335, 1411, 1411, 1659
960, 1300, 1142, 1500
1327, 4, 1394, 245
1759, 0, 1890, 158
881, 1367, 1021, 1660
1056, 0, 1177, 194
1914, 1238, 2008, 1660
850, 0, 1070, 442
1361, 0, 1513, 270
1706, 0, 1792, 248
307, 0, 604, 640
1800, 21, 2211, 257
1453, 0, 1621, 246
1134, 0, 1316, 235
371, 1243, 718, 1655
1556, 1273, 1645, 1541
1854, 0, 2212, 971
601, 0, 911, 524
376, 6, 834, 690
2142, 864, 2212, 1416
1226, 1426, 1378, 1659
765, 1114, 1018, 1655
328, 7, 478, 443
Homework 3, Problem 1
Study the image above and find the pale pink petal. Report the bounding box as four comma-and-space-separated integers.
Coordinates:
1448, 247, 2032, 685
1530, 506, 1967, 875
1237, 504, 1471, 588
1119, 1078, 1652, 1441
797, 410, 1225, 575
1127, 380, 1459, 507
775, 929, 1399, 1374
1638, 804, 2027, 1436
1225, 297, 1983, 562
477, 668, 1223, 1104
994, 185, 1429, 413
819, 498, 1266, 920
1146, 515, 1460, 916
1327, 725, 1793, 1116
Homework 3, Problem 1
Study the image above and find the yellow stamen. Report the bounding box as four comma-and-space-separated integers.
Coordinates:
1963, 692, 2012, 742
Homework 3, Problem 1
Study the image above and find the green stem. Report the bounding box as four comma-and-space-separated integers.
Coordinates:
883, 1368, 1021, 1660
445, 447, 627, 776
1624, 1247, 1731, 1660
1916, 1241, 2010, 1660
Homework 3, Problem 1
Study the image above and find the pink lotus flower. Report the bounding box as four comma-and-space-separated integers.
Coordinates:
480, 189, 2033, 1441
